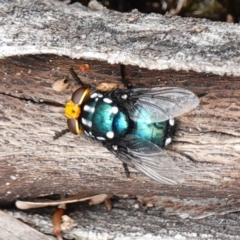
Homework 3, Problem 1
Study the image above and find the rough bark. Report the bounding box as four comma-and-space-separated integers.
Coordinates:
4, 198, 240, 240
1, 0, 240, 76
1, 54, 240, 216
0, 210, 54, 240
0, 0, 240, 224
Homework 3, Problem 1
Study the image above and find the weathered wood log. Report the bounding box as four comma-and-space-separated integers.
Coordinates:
1, 0, 240, 76
0, 210, 53, 240
0, 0, 240, 221
4, 199, 240, 240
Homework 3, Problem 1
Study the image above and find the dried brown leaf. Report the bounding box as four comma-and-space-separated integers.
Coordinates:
96, 82, 118, 91
104, 198, 113, 211
89, 194, 113, 205
61, 215, 77, 231
52, 205, 66, 240
52, 79, 69, 92
16, 193, 96, 209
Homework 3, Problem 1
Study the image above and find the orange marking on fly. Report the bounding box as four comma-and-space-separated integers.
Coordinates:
64, 100, 81, 119
64, 87, 92, 135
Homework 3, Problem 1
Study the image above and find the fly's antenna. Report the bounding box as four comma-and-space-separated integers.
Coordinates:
69, 68, 92, 88
69, 68, 85, 86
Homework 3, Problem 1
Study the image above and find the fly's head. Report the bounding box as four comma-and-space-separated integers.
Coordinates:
64, 87, 92, 135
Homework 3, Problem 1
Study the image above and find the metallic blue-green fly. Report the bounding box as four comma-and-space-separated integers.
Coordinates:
64, 67, 199, 184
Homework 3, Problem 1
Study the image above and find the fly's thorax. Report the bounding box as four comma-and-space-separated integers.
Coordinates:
65, 86, 177, 148
80, 93, 129, 141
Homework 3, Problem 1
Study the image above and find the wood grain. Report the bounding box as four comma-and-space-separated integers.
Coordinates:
0, 55, 240, 213
0, 210, 53, 240
0, 0, 240, 221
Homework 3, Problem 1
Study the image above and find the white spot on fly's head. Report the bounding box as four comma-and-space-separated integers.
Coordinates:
81, 118, 87, 125
89, 131, 93, 137
81, 118, 92, 127
169, 117, 175, 126
83, 105, 95, 113
111, 106, 119, 114
96, 136, 106, 141
165, 137, 172, 146
103, 98, 112, 104
97, 93, 103, 98
121, 94, 128, 99
106, 131, 114, 139
112, 145, 118, 151
95, 97, 99, 102
90, 92, 98, 98
85, 130, 94, 138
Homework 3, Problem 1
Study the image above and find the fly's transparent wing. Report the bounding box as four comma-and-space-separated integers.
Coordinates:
127, 87, 199, 122
105, 134, 184, 185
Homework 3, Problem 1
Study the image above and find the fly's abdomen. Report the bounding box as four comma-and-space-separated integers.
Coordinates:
132, 106, 168, 147
81, 97, 129, 140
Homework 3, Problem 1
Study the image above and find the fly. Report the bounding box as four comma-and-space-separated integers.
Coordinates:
62, 66, 199, 184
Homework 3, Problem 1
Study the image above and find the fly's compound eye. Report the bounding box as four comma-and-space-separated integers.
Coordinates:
72, 87, 91, 105
64, 87, 92, 135
65, 87, 91, 119
67, 119, 83, 135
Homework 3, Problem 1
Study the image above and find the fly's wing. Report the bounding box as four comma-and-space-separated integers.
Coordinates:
122, 87, 199, 123
105, 134, 184, 185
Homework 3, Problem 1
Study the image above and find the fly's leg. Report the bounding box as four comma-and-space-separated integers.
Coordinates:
53, 129, 70, 140
122, 162, 130, 178
71, 65, 132, 90
103, 141, 131, 179
120, 65, 132, 89
120, 65, 132, 177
